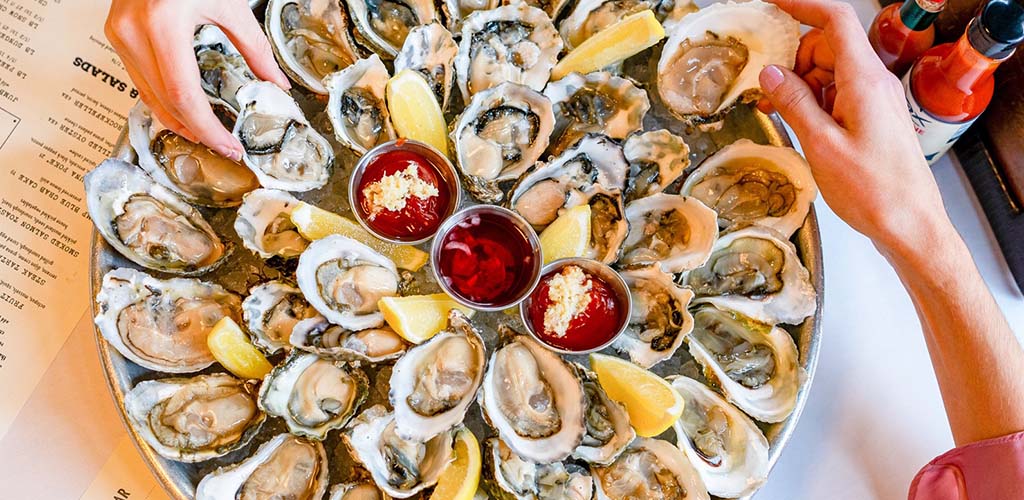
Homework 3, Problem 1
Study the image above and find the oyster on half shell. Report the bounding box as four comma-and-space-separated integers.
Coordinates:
394, 22, 457, 110
543, 71, 650, 156
234, 188, 309, 259
613, 265, 694, 369
196, 433, 330, 500
657, 0, 799, 124
559, 0, 697, 50
681, 138, 817, 238
290, 315, 409, 363
85, 159, 229, 275
619, 194, 719, 274
669, 375, 770, 498
124, 374, 264, 462
481, 438, 595, 500
324, 55, 396, 155
258, 351, 370, 439
127, 102, 258, 208
344, 405, 455, 498
390, 310, 486, 441
592, 438, 709, 500
347, 0, 438, 59
329, 481, 392, 500
266, 0, 362, 94
571, 364, 634, 466
193, 25, 257, 116
623, 130, 691, 203
478, 328, 586, 464
242, 280, 319, 354
95, 268, 241, 373
296, 235, 400, 330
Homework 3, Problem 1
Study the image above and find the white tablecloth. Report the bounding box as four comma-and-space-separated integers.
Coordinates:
2, 2, 1022, 499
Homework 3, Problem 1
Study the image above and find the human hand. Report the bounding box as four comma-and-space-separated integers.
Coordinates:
757, 0, 953, 256
105, 0, 291, 160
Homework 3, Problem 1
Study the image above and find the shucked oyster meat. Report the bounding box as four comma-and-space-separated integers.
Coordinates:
481, 437, 595, 500
592, 438, 709, 500
85, 159, 229, 275
95, 268, 241, 373
571, 364, 634, 466
196, 433, 329, 500
324, 55, 396, 155
266, 0, 362, 94
242, 280, 319, 354
124, 374, 265, 462
613, 265, 695, 369
290, 315, 409, 363
623, 130, 691, 203
389, 310, 486, 441
619, 194, 719, 274
193, 25, 257, 114
234, 189, 309, 259
394, 22, 457, 110
657, 0, 799, 124
559, 0, 697, 50
127, 102, 258, 208
543, 71, 650, 156
347, 0, 438, 59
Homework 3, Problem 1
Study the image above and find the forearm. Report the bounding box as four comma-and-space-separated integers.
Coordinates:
880, 216, 1024, 446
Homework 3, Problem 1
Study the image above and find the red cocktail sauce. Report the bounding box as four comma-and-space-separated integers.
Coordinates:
436, 211, 537, 307
355, 149, 451, 241
526, 268, 625, 352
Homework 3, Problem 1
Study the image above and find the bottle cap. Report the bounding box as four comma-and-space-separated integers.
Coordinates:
969, 0, 1024, 59
900, 0, 946, 31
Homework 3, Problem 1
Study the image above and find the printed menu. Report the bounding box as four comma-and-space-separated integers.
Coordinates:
0, 0, 137, 436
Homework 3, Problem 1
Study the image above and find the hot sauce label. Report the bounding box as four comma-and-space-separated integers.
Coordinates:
902, 71, 977, 165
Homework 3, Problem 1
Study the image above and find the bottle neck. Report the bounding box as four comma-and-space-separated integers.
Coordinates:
899, 0, 943, 31
938, 32, 1003, 92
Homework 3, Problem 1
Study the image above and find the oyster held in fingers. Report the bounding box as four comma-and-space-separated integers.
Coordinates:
124, 374, 265, 463
193, 25, 257, 113
196, 433, 330, 500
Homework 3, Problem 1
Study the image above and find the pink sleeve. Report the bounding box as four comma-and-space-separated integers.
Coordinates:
908, 430, 1024, 500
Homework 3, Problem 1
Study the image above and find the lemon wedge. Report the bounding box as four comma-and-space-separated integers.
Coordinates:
430, 427, 481, 500
387, 69, 450, 156
539, 204, 591, 264
589, 353, 685, 437
552, 10, 666, 80
290, 202, 429, 271
207, 317, 273, 380
379, 293, 476, 344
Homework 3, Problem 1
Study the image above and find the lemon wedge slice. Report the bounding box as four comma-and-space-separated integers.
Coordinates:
379, 293, 476, 344
207, 317, 273, 380
290, 202, 428, 271
552, 10, 666, 80
430, 427, 481, 500
539, 204, 591, 264
387, 69, 450, 156
589, 353, 685, 437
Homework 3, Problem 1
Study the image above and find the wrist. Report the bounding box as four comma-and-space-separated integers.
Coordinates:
875, 212, 968, 280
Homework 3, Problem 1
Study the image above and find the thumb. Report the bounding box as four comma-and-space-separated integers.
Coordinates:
759, 64, 835, 138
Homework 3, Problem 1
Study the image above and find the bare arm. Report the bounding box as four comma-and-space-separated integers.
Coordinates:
761, 0, 1024, 446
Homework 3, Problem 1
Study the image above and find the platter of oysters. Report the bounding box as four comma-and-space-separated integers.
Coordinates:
89, 0, 823, 499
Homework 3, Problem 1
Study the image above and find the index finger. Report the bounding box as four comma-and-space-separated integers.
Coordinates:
768, 0, 885, 79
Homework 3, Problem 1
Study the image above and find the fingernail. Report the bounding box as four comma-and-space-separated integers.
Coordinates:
760, 65, 785, 93
218, 145, 242, 161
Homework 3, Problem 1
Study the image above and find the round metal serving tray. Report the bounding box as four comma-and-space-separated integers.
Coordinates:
90, 39, 823, 500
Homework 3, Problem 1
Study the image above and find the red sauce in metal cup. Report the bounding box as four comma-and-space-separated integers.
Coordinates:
354, 149, 452, 242
525, 266, 626, 352
433, 207, 540, 310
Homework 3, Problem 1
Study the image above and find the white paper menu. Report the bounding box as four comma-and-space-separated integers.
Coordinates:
0, 0, 137, 437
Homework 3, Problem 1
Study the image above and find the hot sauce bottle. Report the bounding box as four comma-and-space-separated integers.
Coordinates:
868, 0, 947, 76
903, 0, 1024, 164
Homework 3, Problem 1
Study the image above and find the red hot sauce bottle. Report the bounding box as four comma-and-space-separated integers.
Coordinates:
869, 0, 947, 76
903, 0, 1024, 164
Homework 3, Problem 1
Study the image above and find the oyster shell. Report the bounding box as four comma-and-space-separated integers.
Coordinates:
543, 71, 650, 155
623, 130, 691, 203
290, 315, 409, 363
657, 0, 799, 124
680, 138, 817, 238
196, 433, 330, 500
669, 375, 770, 498
612, 265, 694, 369
455, 3, 562, 101
234, 188, 309, 259
559, 0, 697, 50
94, 268, 241, 373
324, 55, 396, 155
394, 22, 458, 110
479, 328, 586, 464
452, 81, 554, 203
619, 194, 718, 273
329, 481, 392, 500
124, 374, 264, 462
85, 159, 229, 275
242, 280, 319, 354
481, 437, 595, 500
571, 364, 634, 466
347, 0, 438, 58
441, 0, 501, 34
682, 225, 816, 325
265, 0, 362, 94
296, 234, 399, 330
509, 134, 628, 263
233, 81, 334, 192
258, 351, 370, 439
128, 102, 258, 208
592, 438, 709, 500
193, 25, 257, 114
344, 405, 455, 498
389, 310, 486, 441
